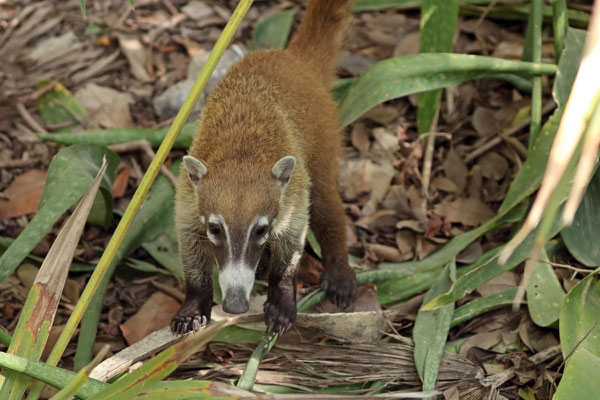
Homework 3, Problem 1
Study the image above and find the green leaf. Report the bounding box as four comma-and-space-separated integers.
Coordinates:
413, 262, 455, 396
553, 348, 600, 400
212, 325, 264, 344
252, 8, 296, 50
41, 123, 196, 149
0, 145, 119, 284
553, 28, 587, 110
0, 159, 108, 400
142, 229, 183, 277
423, 214, 564, 311
337, 54, 556, 127
377, 268, 441, 305
526, 249, 566, 327
123, 259, 172, 275
561, 166, 600, 266
74, 162, 180, 370
417, 0, 459, 134
560, 272, 600, 359
450, 288, 518, 327
305, 229, 322, 258
37, 81, 87, 132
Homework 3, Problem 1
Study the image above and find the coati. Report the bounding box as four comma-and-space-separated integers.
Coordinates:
171, 0, 357, 336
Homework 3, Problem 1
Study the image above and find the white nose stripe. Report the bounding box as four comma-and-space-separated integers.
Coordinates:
219, 263, 255, 300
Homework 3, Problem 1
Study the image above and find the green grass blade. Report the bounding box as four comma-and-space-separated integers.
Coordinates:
0, 325, 11, 347
86, 320, 228, 400
460, 4, 589, 28
138, 380, 252, 399
354, 0, 497, 12
413, 262, 455, 397
552, 0, 568, 61
0, 145, 119, 284
50, 346, 110, 400
417, 0, 459, 134
236, 332, 278, 390
0, 352, 107, 399
0, 159, 108, 399
252, 8, 296, 50
26, 1, 254, 398
73, 162, 181, 371
528, 0, 544, 148
450, 288, 518, 327
78, 0, 86, 18
338, 54, 556, 127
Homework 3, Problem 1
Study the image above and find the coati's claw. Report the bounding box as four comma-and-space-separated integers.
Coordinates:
264, 295, 296, 337
171, 301, 210, 335
321, 263, 357, 309
192, 315, 208, 332
171, 314, 208, 335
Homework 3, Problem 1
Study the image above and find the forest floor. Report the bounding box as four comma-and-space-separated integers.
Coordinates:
0, 0, 578, 399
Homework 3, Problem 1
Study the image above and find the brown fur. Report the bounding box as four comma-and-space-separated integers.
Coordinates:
172, 0, 356, 335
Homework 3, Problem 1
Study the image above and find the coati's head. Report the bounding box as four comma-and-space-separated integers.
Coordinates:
183, 154, 296, 314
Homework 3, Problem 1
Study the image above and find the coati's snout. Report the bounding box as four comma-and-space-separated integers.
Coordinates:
208, 213, 271, 314
222, 287, 249, 314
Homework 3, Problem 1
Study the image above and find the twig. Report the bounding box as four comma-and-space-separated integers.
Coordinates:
15, 103, 47, 134
529, 258, 592, 274
16, 80, 58, 103
161, 0, 179, 15
151, 279, 185, 302
0, 158, 41, 169
420, 108, 440, 206
465, 102, 556, 163
108, 140, 178, 186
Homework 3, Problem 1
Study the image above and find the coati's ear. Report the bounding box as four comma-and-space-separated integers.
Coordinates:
272, 156, 296, 192
183, 155, 207, 188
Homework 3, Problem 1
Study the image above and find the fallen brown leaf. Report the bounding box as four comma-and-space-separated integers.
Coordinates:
117, 34, 153, 82
75, 83, 134, 128
0, 169, 47, 218
434, 197, 495, 227
112, 165, 130, 198
120, 291, 181, 345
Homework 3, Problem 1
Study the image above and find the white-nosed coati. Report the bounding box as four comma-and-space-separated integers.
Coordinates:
171, 0, 357, 336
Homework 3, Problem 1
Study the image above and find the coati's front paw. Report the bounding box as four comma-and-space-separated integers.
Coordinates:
170, 300, 211, 335
264, 291, 297, 337
321, 261, 357, 309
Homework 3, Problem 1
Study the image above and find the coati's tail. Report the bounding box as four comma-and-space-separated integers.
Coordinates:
287, 0, 353, 85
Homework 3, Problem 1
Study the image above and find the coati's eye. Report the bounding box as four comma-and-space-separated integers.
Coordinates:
254, 225, 268, 238
208, 223, 222, 236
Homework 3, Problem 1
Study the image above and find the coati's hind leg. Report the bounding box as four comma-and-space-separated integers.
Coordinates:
310, 179, 357, 308
171, 225, 213, 335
